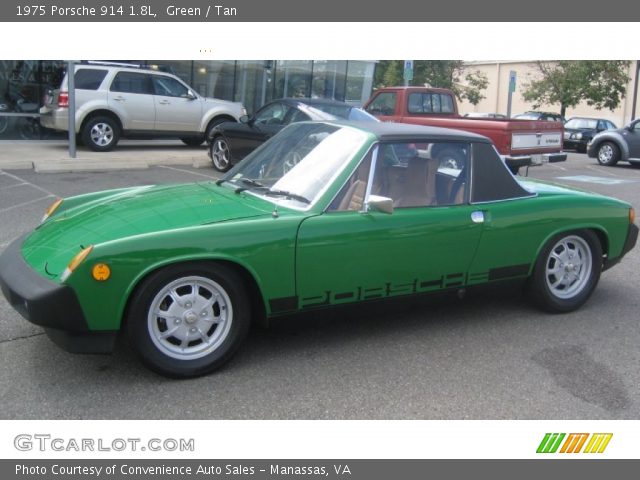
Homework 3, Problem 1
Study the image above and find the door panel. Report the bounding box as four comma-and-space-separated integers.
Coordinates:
151, 76, 202, 132
108, 72, 155, 130
296, 207, 483, 309
626, 122, 640, 158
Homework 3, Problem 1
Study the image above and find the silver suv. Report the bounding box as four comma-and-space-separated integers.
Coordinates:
40, 63, 246, 151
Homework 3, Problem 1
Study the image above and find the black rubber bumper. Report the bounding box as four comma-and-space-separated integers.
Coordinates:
603, 223, 639, 271
0, 236, 116, 353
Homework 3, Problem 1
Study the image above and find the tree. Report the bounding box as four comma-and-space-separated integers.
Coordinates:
522, 61, 631, 118
374, 60, 488, 105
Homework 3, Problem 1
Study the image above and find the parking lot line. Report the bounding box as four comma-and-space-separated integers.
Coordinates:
0, 170, 58, 197
155, 165, 218, 179
0, 195, 54, 214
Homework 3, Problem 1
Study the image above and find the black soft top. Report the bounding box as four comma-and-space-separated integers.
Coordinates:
346, 121, 493, 144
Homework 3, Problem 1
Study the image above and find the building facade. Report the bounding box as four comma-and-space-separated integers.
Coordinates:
458, 61, 640, 127
0, 60, 376, 140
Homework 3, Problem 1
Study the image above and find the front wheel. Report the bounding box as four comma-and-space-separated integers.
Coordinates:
596, 141, 620, 166
528, 230, 602, 313
127, 263, 250, 378
210, 135, 232, 172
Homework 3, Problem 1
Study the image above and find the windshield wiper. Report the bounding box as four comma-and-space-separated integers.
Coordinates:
264, 189, 311, 204
235, 178, 311, 204
234, 177, 267, 194
241, 178, 266, 188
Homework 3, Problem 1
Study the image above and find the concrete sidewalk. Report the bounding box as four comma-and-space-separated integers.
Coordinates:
0, 139, 212, 172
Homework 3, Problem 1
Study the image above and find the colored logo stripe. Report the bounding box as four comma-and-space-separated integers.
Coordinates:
560, 433, 589, 453
537, 433, 566, 453
537, 433, 613, 453
583, 433, 613, 453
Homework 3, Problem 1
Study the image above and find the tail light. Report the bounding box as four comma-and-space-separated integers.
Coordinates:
58, 91, 69, 108
630, 208, 636, 224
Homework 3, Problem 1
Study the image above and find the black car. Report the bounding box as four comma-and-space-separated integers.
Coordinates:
587, 118, 640, 166
207, 98, 378, 171
563, 117, 617, 153
513, 111, 565, 122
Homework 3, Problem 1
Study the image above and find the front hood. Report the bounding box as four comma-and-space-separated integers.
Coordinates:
22, 183, 271, 276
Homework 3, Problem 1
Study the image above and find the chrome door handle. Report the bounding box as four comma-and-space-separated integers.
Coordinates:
471, 211, 485, 223
113, 96, 125, 102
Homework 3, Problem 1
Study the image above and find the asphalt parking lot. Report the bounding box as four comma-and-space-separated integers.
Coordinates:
1, 152, 639, 420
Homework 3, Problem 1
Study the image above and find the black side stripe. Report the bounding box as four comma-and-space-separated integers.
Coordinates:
269, 296, 298, 314
488, 264, 530, 281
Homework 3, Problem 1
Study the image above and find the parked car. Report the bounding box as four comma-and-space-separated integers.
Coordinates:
364, 87, 566, 175
464, 112, 507, 119
40, 62, 246, 151
513, 111, 565, 122
587, 119, 640, 166
207, 97, 377, 171
0, 121, 636, 378
563, 117, 617, 153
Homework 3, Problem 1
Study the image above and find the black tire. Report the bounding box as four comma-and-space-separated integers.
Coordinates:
127, 263, 251, 378
82, 115, 120, 152
210, 134, 233, 172
596, 141, 620, 166
181, 136, 204, 147
205, 117, 234, 140
528, 230, 602, 313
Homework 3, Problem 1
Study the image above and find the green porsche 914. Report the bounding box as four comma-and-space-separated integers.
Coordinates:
0, 121, 637, 377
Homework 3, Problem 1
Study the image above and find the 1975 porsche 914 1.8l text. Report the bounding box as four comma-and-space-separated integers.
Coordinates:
0, 121, 637, 377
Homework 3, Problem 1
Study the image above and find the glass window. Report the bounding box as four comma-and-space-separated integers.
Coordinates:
75, 69, 107, 90
366, 92, 396, 116
329, 151, 373, 212
110, 72, 151, 94
607, 121, 617, 130
193, 60, 236, 100
152, 76, 189, 97
311, 60, 347, 101
254, 102, 291, 125
373, 142, 468, 207
345, 61, 375, 105
407, 93, 455, 114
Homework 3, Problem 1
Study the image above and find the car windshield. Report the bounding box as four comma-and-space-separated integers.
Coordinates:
221, 122, 369, 209
565, 118, 598, 129
513, 113, 540, 120
308, 103, 379, 122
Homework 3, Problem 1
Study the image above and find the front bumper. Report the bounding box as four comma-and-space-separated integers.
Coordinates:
0, 236, 116, 353
603, 223, 639, 271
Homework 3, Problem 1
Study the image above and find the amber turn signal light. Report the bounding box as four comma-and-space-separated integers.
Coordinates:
41, 198, 63, 223
630, 208, 636, 225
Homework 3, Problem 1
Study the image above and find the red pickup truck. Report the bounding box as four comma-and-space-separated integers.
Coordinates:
364, 86, 567, 173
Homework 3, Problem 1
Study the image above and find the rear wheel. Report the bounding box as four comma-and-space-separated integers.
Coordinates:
82, 116, 120, 152
528, 230, 602, 313
127, 263, 250, 378
596, 141, 620, 166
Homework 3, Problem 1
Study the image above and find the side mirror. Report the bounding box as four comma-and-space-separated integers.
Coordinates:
366, 195, 394, 214
239, 115, 251, 124
186, 90, 197, 100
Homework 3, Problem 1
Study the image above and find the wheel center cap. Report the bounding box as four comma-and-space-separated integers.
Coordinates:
184, 310, 199, 325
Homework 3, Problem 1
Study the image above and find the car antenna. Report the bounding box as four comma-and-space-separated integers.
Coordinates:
272, 205, 279, 218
